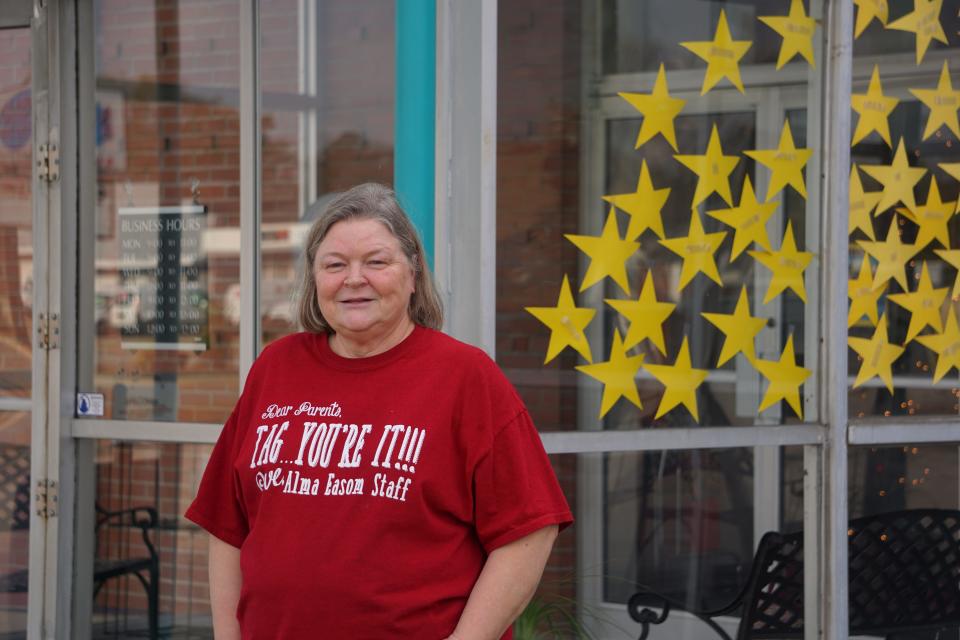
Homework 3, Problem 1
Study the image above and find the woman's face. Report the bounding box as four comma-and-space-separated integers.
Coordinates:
313, 218, 415, 346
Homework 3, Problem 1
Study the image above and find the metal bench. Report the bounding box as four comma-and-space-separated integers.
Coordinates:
628, 509, 960, 640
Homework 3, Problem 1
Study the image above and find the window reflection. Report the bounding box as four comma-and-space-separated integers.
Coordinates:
92, 0, 242, 424
259, 0, 396, 349
604, 448, 755, 609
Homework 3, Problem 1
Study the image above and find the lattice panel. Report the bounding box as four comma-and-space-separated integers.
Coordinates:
0, 445, 30, 531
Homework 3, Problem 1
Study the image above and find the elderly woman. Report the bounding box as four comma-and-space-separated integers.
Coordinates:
186, 183, 572, 639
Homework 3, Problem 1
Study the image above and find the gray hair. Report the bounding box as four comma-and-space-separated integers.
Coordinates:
296, 183, 444, 333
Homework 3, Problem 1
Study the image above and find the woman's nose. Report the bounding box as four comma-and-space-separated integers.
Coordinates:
344, 265, 366, 286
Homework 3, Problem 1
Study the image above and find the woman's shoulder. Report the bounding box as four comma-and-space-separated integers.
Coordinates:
417, 327, 496, 367
246, 331, 321, 376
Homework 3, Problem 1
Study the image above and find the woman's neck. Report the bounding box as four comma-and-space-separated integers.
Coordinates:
329, 320, 416, 359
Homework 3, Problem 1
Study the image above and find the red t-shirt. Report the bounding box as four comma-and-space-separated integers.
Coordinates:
186, 326, 573, 640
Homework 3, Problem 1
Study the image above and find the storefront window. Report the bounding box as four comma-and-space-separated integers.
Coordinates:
259, 1, 395, 348
846, 2, 960, 418
91, 0, 242, 424
499, 0, 821, 635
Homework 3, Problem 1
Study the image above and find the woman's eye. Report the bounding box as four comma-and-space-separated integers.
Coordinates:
367, 259, 387, 267
324, 262, 345, 271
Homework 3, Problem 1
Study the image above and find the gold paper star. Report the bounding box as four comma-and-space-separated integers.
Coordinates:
576, 330, 645, 418
674, 124, 741, 207
565, 208, 640, 295
851, 66, 899, 148
701, 286, 767, 366
645, 336, 709, 422
848, 257, 885, 328
859, 139, 927, 214
940, 163, 960, 214
602, 160, 671, 240
526, 275, 597, 364
916, 306, 960, 382
745, 120, 813, 201
755, 335, 812, 419
758, 0, 816, 69
886, 0, 947, 64
706, 175, 777, 260
618, 64, 687, 152
909, 61, 960, 141
679, 10, 753, 95
896, 179, 956, 250
659, 210, 728, 291
848, 314, 905, 392
935, 248, 960, 300
887, 261, 948, 343
749, 222, 813, 304
605, 273, 675, 355
854, 0, 889, 38
849, 165, 883, 240
857, 222, 920, 290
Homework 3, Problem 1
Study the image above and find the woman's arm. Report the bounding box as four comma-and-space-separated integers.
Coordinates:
444, 524, 559, 640
209, 534, 243, 640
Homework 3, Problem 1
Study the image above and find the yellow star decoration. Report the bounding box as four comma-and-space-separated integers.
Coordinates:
758, 0, 816, 69
857, 222, 920, 290
916, 306, 960, 382
674, 124, 741, 207
940, 163, 960, 214
887, 261, 948, 343
525, 275, 596, 364
936, 248, 960, 300
854, 0, 889, 38
848, 257, 885, 328
701, 286, 767, 366
886, 0, 947, 64
645, 336, 709, 421
909, 61, 960, 141
859, 139, 927, 214
576, 330, 645, 419
755, 335, 812, 419
602, 160, 671, 240
849, 165, 883, 240
745, 120, 813, 201
848, 314, 905, 392
851, 66, 899, 147
605, 273, 676, 355
706, 175, 777, 260
896, 179, 956, 250
659, 210, 728, 291
749, 222, 813, 304
618, 64, 687, 152
565, 208, 640, 295
679, 9, 753, 95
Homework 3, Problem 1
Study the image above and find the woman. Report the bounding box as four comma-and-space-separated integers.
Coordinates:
186, 183, 573, 639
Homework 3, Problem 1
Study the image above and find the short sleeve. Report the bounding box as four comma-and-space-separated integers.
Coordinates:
185, 407, 249, 548
473, 410, 573, 553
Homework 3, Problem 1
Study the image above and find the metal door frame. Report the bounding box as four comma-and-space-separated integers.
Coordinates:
17, 0, 81, 638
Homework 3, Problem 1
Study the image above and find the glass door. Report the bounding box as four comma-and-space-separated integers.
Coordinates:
0, 19, 34, 639
0, 1, 58, 637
